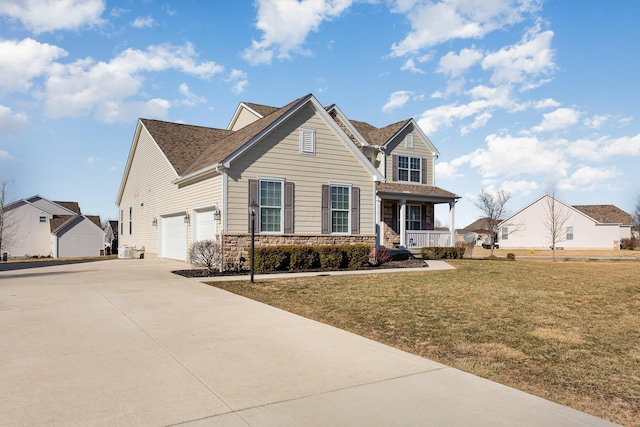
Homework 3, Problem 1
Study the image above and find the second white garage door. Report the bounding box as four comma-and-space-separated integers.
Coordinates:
160, 214, 187, 261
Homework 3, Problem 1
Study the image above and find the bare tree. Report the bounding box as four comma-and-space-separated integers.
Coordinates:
473, 189, 512, 256
633, 194, 640, 239
0, 179, 17, 259
542, 191, 572, 261
103, 220, 115, 254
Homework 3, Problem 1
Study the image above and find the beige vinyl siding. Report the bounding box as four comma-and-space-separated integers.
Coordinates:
118, 126, 222, 256
226, 104, 375, 235
230, 107, 262, 131
385, 125, 435, 186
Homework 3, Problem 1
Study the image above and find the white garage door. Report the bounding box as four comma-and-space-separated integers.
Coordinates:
194, 208, 217, 242
160, 214, 187, 261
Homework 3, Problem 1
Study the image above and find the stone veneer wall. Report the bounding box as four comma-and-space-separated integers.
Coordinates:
382, 200, 435, 248
221, 234, 376, 271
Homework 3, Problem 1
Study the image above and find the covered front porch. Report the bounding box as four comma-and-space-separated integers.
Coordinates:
376, 183, 459, 249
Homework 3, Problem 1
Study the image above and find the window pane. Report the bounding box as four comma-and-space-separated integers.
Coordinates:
398, 170, 409, 181
261, 207, 281, 232
260, 181, 281, 207
332, 211, 349, 233
398, 156, 408, 169
410, 170, 420, 182
331, 186, 349, 210
410, 157, 421, 170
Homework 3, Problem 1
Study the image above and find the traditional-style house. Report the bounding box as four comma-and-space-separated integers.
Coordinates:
1, 195, 104, 258
116, 94, 459, 267
498, 194, 633, 250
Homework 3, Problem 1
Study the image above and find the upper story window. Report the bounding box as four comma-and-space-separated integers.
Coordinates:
501, 226, 509, 240
299, 128, 316, 155
259, 180, 283, 233
120, 209, 123, 235
398, 155, 421, 183
405, 133, 414, 149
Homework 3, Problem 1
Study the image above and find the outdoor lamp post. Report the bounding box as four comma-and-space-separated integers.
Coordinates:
249, 201, 258, 283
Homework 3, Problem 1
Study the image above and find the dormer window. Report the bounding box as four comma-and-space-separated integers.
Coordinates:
405, 133, 414, 149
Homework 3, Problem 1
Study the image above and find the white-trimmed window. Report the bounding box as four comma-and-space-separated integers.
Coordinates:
129, 207, 132, 234
331, 185, 350, 233
299, 128, 316, 155
566, 226, 574, 241
405, 133, 414, 149
398, 155, 421, 183
259, 180, 283, 232
406, 205, 422, 230
501, 226, 508, 240
39, 216, 46, 223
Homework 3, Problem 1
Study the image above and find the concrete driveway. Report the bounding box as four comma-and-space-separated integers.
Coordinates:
0, 259, 617, 426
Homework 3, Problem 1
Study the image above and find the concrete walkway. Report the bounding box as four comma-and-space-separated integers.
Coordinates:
0, 259, 618, 426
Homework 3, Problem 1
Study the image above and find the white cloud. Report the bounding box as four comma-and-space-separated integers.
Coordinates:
382, 90, 412, 112
534, 98, 560, 109
568, 133, 640, 161
44, 43, 223, 121
110, 7, 128, 18
500, 179, 539, 196
177, 83, 206, 107
132, 16, 156, 28
460, 111, 492, 135
583, 114, 609, 129
0, 0, 105, 33
437, 47, 483, 77
481, 24, 555, 88
242, 0, 354, 65
390, 0, 542, 57
0, 38, 68, 95
401, 58, 425, 74
0, 149, 17, 162
0, 104, 28, 135
558, 166, 620, 191
532, 107, 580, 133
225, 69, 249, 94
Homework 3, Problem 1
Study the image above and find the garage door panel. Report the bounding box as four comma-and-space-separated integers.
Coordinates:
195, 209, 217, 242
161, 214, 186, 261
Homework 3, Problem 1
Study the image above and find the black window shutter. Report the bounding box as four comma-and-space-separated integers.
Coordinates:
248, 179, 258, 233
421, 204, 427, 230
351, 187, 360, 234
321, 185, 330, 234
392, 155, 398, 181
284, 182, 294, 233
422, 157, 427, 184
391, 202, 398, 233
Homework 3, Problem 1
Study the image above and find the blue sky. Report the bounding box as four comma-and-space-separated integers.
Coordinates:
1, 0, 639, 228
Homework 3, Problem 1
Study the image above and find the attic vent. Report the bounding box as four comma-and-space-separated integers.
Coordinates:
300, 128, 316, 155
405, 133, 414, 149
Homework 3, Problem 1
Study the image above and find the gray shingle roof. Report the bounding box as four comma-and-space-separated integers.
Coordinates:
376, 182, 458, 198
53, 201, 80, 214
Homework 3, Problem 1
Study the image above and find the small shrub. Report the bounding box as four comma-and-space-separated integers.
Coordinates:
289, 246, 320, 271
189, 240, 221, 273
506, 253, 516, 260
255, 246, 291, 272
342, 244, 372, 268
318, 246, 346, 269
620, 237, 639, 250
375, 246, 391, 265
421, 246, 465, 260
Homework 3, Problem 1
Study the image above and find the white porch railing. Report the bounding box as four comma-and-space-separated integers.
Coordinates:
406, 231, 451, 248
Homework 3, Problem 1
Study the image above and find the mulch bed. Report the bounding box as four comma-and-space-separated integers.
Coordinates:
172, 257, 428, 278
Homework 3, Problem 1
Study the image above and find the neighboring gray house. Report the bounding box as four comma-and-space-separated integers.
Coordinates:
2, 195, 104, 258
116, 93, 459, 266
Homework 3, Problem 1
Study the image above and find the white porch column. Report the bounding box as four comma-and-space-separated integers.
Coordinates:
376, 195, 383, 247
399, 199, 407, 248
449, 201, 456, 246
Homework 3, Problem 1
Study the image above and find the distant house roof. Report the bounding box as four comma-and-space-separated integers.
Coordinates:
458, 218, 499, 234
50, 215, 75, 233
53, 201, 81, 214
572, 205, 633, 225
243, 102, 279, 117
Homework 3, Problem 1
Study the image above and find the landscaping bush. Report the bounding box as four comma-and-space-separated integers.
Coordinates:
189, 240, 221, 273
375, 246, 391, 265
318, 246, 346, 269
255, 246, 290, 272
289, 246, 320, 271
341, 244, 371, 268
620, 237, 639, 250
421, 246, 466, 260
507, 252, 516, 260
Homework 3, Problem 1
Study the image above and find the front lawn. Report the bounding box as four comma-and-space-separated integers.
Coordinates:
209, 259, 640, 426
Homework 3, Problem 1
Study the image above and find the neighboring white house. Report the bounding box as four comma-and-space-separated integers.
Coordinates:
2, 195, 104, 258
499, 194, 633, 250
116, 93, 459, 266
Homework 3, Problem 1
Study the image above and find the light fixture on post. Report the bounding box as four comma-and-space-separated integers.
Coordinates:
151, 217, 158, 227
184, 213, 190, 224
248, 201, 259, 283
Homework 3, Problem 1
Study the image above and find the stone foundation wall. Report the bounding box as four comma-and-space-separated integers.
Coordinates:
221, 234, 376, 271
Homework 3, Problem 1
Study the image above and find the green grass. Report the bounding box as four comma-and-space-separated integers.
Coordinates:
209, 259, 640, 426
